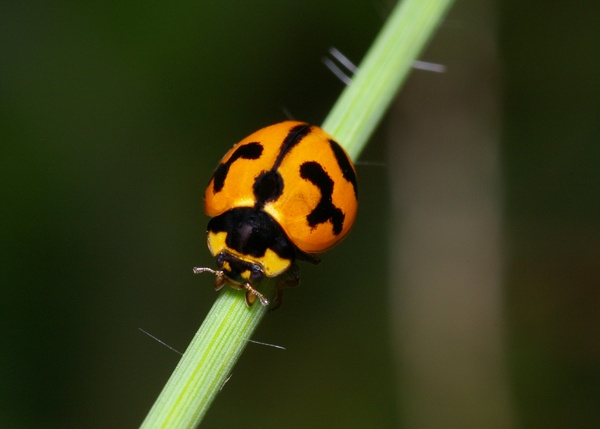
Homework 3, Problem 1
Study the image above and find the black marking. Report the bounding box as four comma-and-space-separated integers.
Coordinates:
208, 208, 295, 260
300, 161, 345, 235
212, 142, 263, 193
273, 123, 312, 169
251, 123, 311, 208
329, 139, 358, 197
253, 170, 284, 206
208, 208, 321, 284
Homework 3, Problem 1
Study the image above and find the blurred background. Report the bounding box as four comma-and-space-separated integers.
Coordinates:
1, 0, 598, 428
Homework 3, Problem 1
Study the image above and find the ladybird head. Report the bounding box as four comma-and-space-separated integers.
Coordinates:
193, 257, 269, 306
215, 251, 264, 285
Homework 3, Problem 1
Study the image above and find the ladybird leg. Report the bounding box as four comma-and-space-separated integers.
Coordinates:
280, 264, 300, 290
242, 283, 269, 307
213, 276, 227, 291
244, 290, 256, 306
269, 289, 284, 312
193, 267, 226, 291
270, 265, 300, 311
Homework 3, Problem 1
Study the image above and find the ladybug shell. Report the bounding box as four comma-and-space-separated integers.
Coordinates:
204, 121, 358, 254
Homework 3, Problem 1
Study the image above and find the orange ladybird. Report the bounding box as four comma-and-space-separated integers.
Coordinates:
195, 121, 357, 307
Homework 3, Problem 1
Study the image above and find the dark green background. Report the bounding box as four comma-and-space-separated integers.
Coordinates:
1, 1, 598, 428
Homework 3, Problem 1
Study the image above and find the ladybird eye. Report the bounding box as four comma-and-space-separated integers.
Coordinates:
215, 253, 225, 268
250, 266, 263, 283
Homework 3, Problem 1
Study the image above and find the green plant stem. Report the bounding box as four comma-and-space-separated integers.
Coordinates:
322, 0, 454, 159
141, 0, 454, 427
141, 283, 274, 428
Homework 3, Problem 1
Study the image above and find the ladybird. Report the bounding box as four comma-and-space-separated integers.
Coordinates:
194, 121, 358, 307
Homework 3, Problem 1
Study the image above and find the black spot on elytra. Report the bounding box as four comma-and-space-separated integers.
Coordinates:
273, 124, 312, 169
329, 139, 358, 197
250, 123, 311, 207
212, 142, 263, 193
253, 170, 284, 206
300, 161, 345, 235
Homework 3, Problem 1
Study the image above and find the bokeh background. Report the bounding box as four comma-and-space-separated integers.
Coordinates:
1, 0, 598, 428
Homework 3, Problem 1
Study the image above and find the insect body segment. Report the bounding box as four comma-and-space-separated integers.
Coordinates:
197, 121, 358, 307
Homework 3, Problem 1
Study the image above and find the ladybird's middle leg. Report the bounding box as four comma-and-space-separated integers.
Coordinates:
270, 264, 300, 311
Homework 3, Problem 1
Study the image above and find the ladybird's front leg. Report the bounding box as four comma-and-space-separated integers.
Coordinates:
193, 267, 227, 291
242, 283, 269, 307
